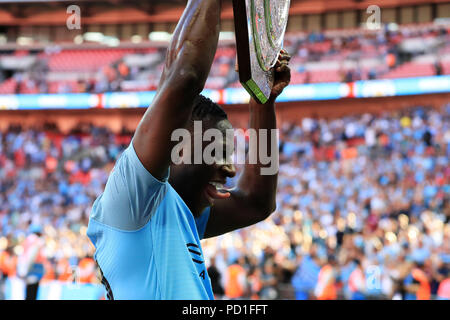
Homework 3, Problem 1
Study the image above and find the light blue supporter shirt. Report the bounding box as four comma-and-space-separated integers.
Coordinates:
87, 143, 214, 300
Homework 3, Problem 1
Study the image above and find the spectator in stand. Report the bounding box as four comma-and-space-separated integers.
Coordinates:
291, 245, 321, 300
348, 259, 366, 300
435, 60, 443, 76
16, 224, 45, 300
437, 272, 450, 300
117, 61, 130, 81
403, 262, 431, 300
259, 261, 278, 299
207, 257, 225, 299
224, 257, 247, 299
314, 255, 338, 300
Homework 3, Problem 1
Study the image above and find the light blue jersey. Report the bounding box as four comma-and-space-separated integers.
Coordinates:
87, 143, 214, 300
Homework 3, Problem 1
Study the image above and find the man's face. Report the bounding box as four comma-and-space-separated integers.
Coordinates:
169, 119, 236, 216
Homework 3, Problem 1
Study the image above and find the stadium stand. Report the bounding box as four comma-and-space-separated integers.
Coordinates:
0, 23, 449, 94
1, 103, 449, 300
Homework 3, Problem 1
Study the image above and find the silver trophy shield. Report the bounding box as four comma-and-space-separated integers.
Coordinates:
233, 0, 291, 104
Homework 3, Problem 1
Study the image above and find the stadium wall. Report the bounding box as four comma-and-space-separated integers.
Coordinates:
0, 93, 449, 133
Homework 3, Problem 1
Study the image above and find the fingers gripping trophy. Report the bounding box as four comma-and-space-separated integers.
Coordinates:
233, 0, 291, 104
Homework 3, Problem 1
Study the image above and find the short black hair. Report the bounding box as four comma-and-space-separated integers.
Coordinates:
191, 94, 228, 122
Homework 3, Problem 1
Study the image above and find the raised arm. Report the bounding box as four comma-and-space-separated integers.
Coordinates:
204, 51, 291, 238
133, 0, 222, 180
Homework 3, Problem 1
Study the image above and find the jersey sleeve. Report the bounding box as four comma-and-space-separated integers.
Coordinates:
195, 207, 211, 240
90, 141, 169, 231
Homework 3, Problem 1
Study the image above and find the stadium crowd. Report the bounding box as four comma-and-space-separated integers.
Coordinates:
0, 104, 449, 300
1, 23, 449, 95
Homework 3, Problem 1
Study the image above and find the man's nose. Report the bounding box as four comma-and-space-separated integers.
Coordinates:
221, 163, 236, 178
